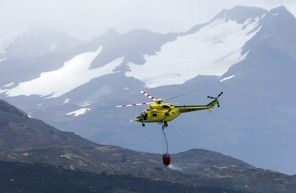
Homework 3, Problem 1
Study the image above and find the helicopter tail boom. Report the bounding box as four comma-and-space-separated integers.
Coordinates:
176, 92, 223, 113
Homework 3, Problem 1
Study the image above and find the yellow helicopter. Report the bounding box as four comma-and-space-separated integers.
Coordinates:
117, 90, 223, 166
117, 90, 223, 128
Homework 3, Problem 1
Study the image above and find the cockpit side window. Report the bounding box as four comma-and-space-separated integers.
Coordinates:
143, 113, 148, 120
162, 105, 170, 109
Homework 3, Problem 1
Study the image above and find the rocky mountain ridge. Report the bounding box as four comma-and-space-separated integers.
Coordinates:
0, 99, 296, 193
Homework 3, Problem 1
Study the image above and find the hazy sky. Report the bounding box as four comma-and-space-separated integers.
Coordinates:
0, 0, 295, 39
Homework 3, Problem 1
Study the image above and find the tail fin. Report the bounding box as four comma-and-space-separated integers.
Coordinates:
207, 99, 218, 109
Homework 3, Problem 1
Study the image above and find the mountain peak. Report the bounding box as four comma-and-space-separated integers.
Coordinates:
258, 5, 296, 35
5, 28, 81, 59
266, 5, 295, 20
0, 99, 27, 117
214, 5, 267, 23
0, 98, 98, 151
174, 149, 252, 168
270, 5, 289, 13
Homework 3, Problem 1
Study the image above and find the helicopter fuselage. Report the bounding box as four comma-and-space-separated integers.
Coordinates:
134, 97, 220, 125
117, 90, 223, 127
134, 102, 180, 123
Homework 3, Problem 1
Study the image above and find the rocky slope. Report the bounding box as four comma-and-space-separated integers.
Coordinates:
0, 161, 249, 193
0, 99, 296, 193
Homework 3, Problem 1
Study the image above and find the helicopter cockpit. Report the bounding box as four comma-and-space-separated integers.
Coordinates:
136, 111, 148, 121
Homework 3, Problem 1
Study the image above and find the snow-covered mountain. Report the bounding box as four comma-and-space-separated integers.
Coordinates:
0, 5, 296, 174
0, 28, 83, 88
5, 48, 124, 98
126, 10, 262, 88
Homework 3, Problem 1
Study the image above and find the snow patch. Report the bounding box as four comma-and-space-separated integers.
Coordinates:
81, 101, 92, 107
63, 98, 70, 104
0, 88, 7, 94
220, 75, 235, 82
67, 108, 90, 117
5, 48, 123, 98
4, 82, 14, 87
126, 17, 260, 88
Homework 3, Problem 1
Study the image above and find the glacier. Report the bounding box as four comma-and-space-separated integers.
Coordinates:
126, 17, 260, 88
5, 48, 123, 98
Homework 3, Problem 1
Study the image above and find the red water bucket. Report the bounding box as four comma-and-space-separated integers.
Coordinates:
162, 153, 171, 166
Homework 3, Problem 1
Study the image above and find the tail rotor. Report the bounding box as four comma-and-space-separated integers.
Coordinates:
207, 92, 223, 108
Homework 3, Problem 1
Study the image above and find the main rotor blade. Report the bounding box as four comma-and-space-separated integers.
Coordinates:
116, 102, 152, 108
140, 90, 158, 101
165, 89, 200, 101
